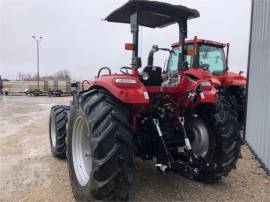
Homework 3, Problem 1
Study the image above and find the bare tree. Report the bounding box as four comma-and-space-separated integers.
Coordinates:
54, 70, 71, 81
16, 70, 72, 81
17, 73, 31, 80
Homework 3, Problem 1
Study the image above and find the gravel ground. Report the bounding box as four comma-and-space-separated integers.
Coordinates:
0, 96, 269, 202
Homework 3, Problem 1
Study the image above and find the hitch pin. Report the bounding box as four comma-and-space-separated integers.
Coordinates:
179, 117, 192, 151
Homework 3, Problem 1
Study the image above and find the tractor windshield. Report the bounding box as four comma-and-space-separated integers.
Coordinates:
199, 45, 226, 73
167, 44, 226, 74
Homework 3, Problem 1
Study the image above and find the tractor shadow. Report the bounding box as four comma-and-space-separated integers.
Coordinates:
129, 159, 231, 201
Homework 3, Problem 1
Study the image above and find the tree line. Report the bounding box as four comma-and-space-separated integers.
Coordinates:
16, 70, 72, 81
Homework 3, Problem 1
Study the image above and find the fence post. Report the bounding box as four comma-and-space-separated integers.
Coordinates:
66, 81, 71, 93
44, 81, 48, 92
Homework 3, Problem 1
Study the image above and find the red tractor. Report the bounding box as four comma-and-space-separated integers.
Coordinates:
167, 39, 246, 128
49, 1, 244, 201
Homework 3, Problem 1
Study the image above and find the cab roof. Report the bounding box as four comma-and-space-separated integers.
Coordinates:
172, 39, 227, 47
105, 0, 200, 28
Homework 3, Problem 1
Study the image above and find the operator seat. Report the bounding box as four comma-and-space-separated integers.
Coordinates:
141, 66, 162, 86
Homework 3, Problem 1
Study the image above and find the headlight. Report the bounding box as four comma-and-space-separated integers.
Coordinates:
142, 72, 150, 81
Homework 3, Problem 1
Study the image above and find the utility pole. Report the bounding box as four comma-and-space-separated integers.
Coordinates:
32, 36, 43, 90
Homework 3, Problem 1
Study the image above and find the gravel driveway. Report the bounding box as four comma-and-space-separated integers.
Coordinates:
0, 96, 269, 202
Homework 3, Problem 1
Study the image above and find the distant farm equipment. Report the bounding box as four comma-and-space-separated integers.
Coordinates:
1, 80, 79, 97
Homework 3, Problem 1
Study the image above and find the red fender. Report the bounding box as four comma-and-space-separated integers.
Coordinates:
89, 74, 149, 104
230, 79, 247, 86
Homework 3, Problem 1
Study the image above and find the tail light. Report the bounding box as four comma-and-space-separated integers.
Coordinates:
114, 78, 138, 88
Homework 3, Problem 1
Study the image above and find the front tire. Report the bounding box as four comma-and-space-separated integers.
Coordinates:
49, 105, 70, 159
67, 89, 134, 201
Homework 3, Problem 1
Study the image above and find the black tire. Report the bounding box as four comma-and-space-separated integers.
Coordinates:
196, 97, 241, 182
49, 105, 70, 159
224, 87, 246, 129
67, 89, 134, 201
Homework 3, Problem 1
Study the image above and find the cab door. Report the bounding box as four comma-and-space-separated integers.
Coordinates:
165, 45, 195, 79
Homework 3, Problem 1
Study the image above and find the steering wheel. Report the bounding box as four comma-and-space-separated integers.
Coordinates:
120, 66, 133, 75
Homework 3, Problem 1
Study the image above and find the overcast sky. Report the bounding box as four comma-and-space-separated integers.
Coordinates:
0, 0, 251, 80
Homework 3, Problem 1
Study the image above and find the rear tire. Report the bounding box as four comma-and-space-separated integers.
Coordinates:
224, 88, 246, 129
49, 105, 70, 159
196, 97, 241, 182
67, 89, 134, 201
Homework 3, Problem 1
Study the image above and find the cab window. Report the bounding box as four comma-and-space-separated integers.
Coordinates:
199, 45, 226, 73
167, 45, 194, 74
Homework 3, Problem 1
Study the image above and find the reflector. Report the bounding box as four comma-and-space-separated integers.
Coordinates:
125, 43, 135, 50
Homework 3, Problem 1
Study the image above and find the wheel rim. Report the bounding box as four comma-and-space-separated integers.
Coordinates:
72, 115, 92, 187
187, 119, 210, 158
50, 117, 57, 148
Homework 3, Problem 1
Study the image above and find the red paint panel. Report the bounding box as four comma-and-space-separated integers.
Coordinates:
216, 71, 247, 87
90, 75, 149, 104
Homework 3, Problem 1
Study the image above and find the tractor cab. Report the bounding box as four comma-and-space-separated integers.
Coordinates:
167, 39, 246, 87
168, 39, 229, 76
143, 39, 229, 86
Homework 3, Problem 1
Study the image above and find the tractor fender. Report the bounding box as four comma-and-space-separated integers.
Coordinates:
230, 79, 246, 86
89, 75, 149, 104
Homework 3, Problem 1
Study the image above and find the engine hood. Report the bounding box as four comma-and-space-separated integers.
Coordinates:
184, 68, 212, 80
183, 69, 247, 87
215, 71, 247, 87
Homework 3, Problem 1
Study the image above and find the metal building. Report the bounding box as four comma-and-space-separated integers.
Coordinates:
246, 0, 270, 174
0, 75, 3, 94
